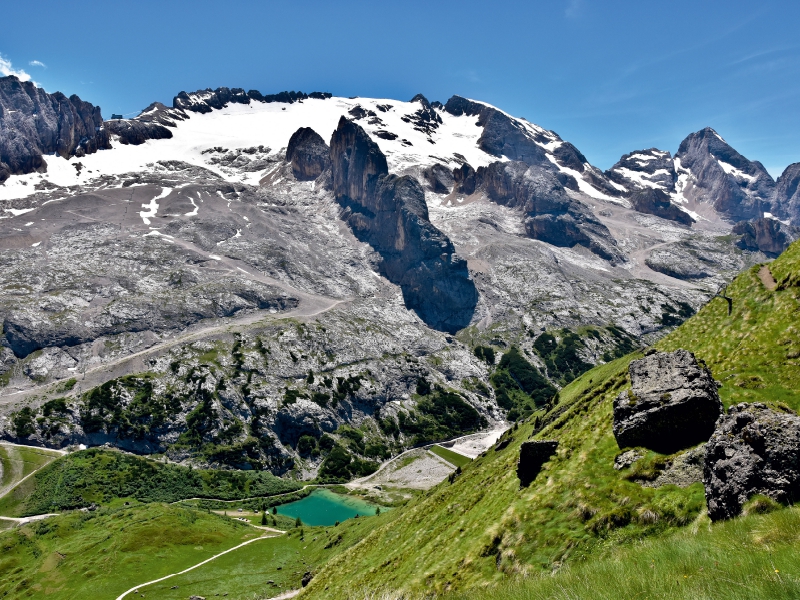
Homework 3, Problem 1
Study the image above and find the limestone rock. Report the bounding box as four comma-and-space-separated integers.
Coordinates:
629, 188, 694, 226
675, 127, 774, 221
704, 403, 800, 521
329, 117, 478, 333
612, 349, 722, 453
773, 162, 800, 226
105, 119, 173, 145
605, 148, 676, 194
0, 75, 110, 182
732, 218, 798, 257
286, 127, 330, 181
517, 440, 558, 487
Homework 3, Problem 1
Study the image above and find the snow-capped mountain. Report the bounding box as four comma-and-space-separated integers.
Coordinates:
0, 76, 796, 469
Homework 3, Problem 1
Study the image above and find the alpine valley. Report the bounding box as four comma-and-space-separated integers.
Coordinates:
1, 75, 800, 599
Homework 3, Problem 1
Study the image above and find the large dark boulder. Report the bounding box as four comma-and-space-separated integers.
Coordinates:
286, 127, 330, 181
704, 403, 800, 521
613, 349, 723, 453
0, 75, 111, 182
517, 440, 558, 487
330, 117, 477, 333
630, 188, 695, 226
732, 217, 798, 257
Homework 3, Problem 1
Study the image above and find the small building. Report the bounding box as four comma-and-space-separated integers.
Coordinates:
110, 113, 123, 120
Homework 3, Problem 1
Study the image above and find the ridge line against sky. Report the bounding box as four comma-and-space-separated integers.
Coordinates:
2, 0, 798, 177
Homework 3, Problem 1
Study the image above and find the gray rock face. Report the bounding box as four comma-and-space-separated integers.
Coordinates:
732, 218, 798, 257
172, 87, 332, 114
675, 127, 774, 221
473, 161, 624, 262
0, 75, 111, 182
613, 349, 723, 453
517, 440, 558, 487
704, 403, 800, 521
422, 164, 454, 194
403, 94, 442, 136
773, 163, 800, 226
286, 127, 330, 181
105, 119, 173, 146
630, 189, 694, 226
606, 148, 676, 194
330, 117, 478, 333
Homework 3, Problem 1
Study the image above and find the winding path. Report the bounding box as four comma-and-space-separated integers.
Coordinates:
114, 533, 281, 600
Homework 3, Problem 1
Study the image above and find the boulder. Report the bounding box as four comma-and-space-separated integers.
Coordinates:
612, 349, 722, 453
517, 440, 558, 487
302, 571, 314, 587
704, 403, 800, 521
286, 127, 330, 181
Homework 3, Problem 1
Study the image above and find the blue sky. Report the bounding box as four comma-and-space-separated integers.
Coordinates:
3, 0, 799, 176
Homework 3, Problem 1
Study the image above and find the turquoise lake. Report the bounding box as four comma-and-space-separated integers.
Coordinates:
275, 488, 382, 526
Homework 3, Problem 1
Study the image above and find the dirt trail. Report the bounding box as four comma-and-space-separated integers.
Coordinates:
758, 265, 777, 291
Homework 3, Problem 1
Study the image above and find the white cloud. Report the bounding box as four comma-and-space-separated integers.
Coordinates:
0, 54, 32, 81
29, 60, 47, 68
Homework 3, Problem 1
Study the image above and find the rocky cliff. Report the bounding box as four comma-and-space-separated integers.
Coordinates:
286, 127, 331, 181
329, 117, 478, 332
0, 75, 110, 182
675, 127, 774, 221
773, 162, 800, 226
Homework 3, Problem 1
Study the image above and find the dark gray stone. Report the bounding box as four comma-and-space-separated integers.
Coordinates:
329, 117, 477, 333
286, 127, 330, 181
517, 440, 558, 487
302, 571, 314, 587
613, 349, 722, 453
704, 403, 800, 521
105, 119, 173, 145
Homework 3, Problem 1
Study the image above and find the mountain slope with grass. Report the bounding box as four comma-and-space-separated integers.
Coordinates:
301, 240, 800, 598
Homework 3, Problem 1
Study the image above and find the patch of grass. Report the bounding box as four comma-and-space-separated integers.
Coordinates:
456, 507, 800, 600
0, 503, 256, 600
0, 448, 301, 517
429, 445, 471, 469
0, 445, 62, 503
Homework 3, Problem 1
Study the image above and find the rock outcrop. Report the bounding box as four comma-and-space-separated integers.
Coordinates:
330, 117, 478, 333
675, 127, 774, 221
105, 119, 173, 145
605, 148, 676, 194
704, 403, 800, 521
517, 440, 558, 487
464, 160, 623, 262
0, 75, 111, 182
286, 127, 330, 181
422, 163, 454, 194
613, 349, 723, 453
732, 217, 798, 257
173, 87, 331, 114
772, 162, 800, 226
629, 188, 694, 226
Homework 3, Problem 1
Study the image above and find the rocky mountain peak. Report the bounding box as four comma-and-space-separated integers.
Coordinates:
286, 127, 330, 181
605, 148, 676, 194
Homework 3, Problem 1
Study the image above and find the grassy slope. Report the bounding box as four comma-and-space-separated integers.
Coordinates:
0, 445, 61, 498
430, 445, 472, 469
0, 503, 257, 600
459, 506, 800, 600
0, 448, 302, 518
302, 240, 800, 598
